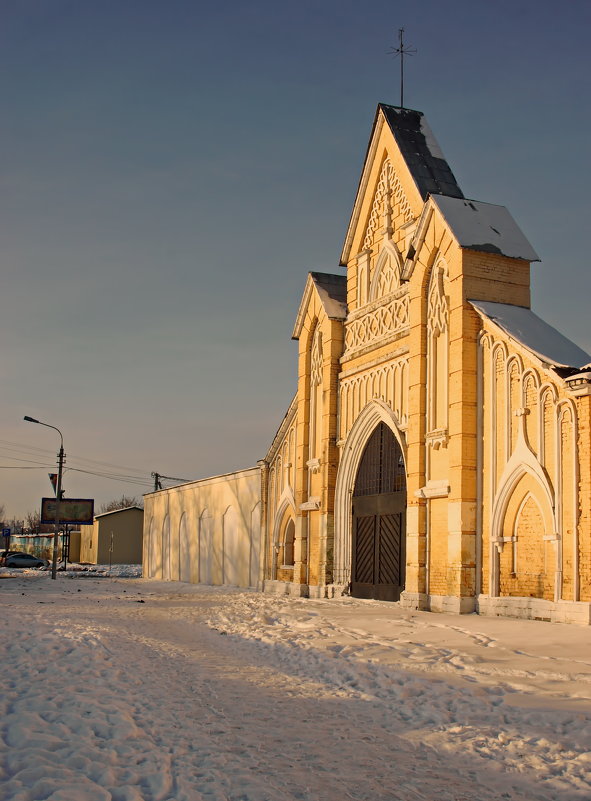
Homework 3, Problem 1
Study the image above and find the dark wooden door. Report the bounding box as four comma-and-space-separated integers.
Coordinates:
351, 424, 406, 601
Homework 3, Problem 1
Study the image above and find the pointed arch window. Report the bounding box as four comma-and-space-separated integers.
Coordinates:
427, 260, 449, 435
282, 518, 296, 567
308, 327, 323, 461
369, 246, 402, 301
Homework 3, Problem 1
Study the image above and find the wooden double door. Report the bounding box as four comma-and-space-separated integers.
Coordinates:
351, 423, 406, 601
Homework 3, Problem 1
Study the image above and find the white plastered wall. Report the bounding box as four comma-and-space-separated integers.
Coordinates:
143, 467, 262, 589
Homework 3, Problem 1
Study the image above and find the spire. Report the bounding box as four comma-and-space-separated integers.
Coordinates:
389, 27, 416, 109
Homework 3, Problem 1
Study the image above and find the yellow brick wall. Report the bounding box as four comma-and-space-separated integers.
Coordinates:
577, 397, 591, 602
428, 498, 448, 595
498, 474, 554, 600
479, 320, 584, 603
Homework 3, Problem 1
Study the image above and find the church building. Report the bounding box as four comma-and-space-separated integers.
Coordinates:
144, 104, 591, 625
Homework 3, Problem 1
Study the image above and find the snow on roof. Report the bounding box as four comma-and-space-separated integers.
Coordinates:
292, 272, 347, 339
379, 105, 464, 201
432, 195, 539, 262
470, 300, 591, 369
310, 272, 347, 319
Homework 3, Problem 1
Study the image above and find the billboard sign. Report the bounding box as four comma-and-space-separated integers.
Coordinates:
41, 498, 94, 525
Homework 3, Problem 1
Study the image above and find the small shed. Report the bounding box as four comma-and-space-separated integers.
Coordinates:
80, 506, 144, 565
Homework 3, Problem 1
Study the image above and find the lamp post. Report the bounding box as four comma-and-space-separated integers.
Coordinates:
24, 416, 64, 580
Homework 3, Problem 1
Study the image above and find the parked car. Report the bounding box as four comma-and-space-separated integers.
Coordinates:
4, 552, 49, 568
0, 550, 20, 566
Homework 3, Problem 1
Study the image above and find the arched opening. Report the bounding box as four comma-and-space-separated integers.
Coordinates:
351, 422, 406, 600
282, 518, 296, 567
162, 515, 170, 581
178, 513, 191, 583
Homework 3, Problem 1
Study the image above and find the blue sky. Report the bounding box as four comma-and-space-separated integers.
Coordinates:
1, 0, 590, 517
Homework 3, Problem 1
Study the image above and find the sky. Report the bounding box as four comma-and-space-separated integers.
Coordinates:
1, 0, 590, 519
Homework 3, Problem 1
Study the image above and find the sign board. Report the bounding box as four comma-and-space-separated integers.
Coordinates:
2, 527, 10, 537
41, 498, 94, 525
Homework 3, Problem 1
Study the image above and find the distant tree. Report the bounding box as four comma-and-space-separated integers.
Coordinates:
25, 509, 54, 534
0, 503, 5, 526
99, 494, 143, 514
26, 510, 39, 531
6, 517, 24, 534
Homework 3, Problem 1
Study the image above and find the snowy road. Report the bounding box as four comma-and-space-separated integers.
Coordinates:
1, 574, 590, 801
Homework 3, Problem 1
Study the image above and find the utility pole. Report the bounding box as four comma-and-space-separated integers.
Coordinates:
52, 438, 65, 580
151, 472, 191, 492
24, 416, 65, 580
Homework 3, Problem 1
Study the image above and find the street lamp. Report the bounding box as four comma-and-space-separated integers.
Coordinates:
24, 416, 64, 580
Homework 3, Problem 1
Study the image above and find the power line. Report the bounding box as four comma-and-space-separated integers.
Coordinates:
0, 437, 192, 491
0, 438, 151, 478
0, 466, 52, 470
68, 467, 154, 487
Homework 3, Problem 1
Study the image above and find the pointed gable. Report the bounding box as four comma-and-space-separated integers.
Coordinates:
341, 104, 463, 267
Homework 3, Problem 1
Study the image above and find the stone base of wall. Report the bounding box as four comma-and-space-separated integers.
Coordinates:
263, 580, 309, 598
428, 594, 477, 614
478, 595, 591, 625
400, 592, 476, 614
399, 591, 429, 610
262, 583, 591, 625
325, 583, 349, 599
310, 583, 351, 599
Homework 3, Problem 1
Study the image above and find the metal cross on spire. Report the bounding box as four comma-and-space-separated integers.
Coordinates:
389, 27, 416, 109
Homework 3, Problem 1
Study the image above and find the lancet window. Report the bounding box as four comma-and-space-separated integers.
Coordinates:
308, 327, 323, 461
369, 246, 402, 301
427, 260, 449, 434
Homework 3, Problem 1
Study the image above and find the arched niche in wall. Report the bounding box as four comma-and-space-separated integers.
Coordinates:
198, 508, 213, 585
161, 515, 171, 581
223, 505, 240, 586
249, 501, 262, 588
369, 243, 402, 302
178, 513, 191, 583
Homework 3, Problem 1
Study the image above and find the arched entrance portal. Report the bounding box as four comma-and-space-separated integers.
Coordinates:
351, 422, 406, 601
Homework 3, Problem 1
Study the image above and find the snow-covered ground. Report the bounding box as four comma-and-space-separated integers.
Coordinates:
1, 572, 590, 801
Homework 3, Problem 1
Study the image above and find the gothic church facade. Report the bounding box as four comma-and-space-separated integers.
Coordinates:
144, 104, 591, 624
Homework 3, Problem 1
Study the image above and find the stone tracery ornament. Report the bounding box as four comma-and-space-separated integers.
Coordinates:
370, 245, 403, 301
309, 327, 323, 460
344, 291, 409, 356
427, 259, 449, 435
363, 159, 412, 252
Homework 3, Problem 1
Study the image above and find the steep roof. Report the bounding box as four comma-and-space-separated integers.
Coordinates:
470, 300, 591, 369
432, 195, 539, 262
379, 105, 464, 201
292, 272, 347, 339
341, 104, 463, 266
310, 272, 347, 318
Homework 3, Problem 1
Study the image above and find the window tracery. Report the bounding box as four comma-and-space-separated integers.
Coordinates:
427, 260, 449, 438
369, 246, 402, 301
308, 327, 323, 462
363, 159, 412, 252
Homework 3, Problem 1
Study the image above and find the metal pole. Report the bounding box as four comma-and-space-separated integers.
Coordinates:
400, 28, 404, 108
52, 441, 65, 580
62, 524, 68, 571
24, 417, 64, 581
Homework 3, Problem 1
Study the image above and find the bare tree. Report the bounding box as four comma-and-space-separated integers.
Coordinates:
25, 509, 53, 534
99, 494, 143, 514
